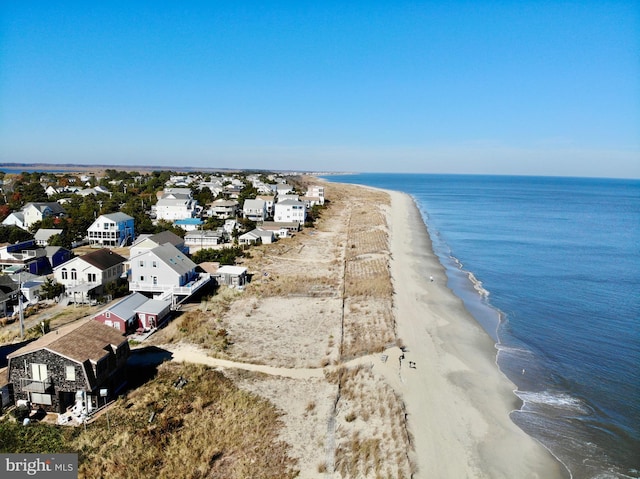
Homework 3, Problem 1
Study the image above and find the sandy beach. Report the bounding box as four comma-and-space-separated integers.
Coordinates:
151, 180, 568, 478
385, 189, 567, 478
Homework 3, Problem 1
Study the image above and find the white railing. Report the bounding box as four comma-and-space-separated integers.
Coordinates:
129, 273, 210, 296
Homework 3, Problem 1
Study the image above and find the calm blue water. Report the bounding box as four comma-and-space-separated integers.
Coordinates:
324, 174, 640, 479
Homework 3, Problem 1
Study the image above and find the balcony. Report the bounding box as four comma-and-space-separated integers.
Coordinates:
129, 274, 211, 298
20, 377, 53, 393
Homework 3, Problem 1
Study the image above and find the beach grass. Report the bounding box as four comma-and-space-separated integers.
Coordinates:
70, 362, 297, 479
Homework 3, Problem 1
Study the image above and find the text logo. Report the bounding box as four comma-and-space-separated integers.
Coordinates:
1, 454, 77, 478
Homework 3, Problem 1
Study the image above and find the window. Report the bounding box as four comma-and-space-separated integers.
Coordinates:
71, 269, 77, 280
65, 365, 76, 381
31, 363, 47, 381
152, 261, 157, 268
140, 276, 145, 282
106, 312, 110, 318
61, 268, 68, 280
152, 276, 157, 285
139, 260, 144, 267
30, 393, 52, 405
88, 273, 96, 282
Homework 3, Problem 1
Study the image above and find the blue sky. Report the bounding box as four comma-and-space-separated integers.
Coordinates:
1, 1, 638, 177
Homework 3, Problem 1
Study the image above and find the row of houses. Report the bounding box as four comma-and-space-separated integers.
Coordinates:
0, 174, 326, 419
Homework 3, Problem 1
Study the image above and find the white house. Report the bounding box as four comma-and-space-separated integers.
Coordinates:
2, 202, 66, 230
86, 212, 135, 247
242, 199, 267, 222
207, 199, 239, 219
305, 185, 325, 205
1, 212, 26, 230
22, 202, 66, 230
214, 265, 248, 288
154, 192, 198, 221
34, 228, 63, 246
256, 195, 275, 217
53, 249, 127, 303
277, 194, 299, 203
184, 230, 227, 251
128, 243, 210, 305
129, 230, 186, 258
238, 228, 275, 245
274, 199, 306, 224
275, 184, 294, 196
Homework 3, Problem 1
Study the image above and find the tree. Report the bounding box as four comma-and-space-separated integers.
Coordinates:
193, 186, 214, 206
192, 246, 247, 265
39, 277, 64, 300
0, 225, 32, 244
155, 220, 185, 238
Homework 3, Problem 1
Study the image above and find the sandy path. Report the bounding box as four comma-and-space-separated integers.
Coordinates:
164, 342, 407, 384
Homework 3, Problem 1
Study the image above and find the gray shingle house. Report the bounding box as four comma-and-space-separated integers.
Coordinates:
6, 320, 129, 413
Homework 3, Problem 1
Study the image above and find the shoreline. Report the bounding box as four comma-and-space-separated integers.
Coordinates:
385, 189, 568, 478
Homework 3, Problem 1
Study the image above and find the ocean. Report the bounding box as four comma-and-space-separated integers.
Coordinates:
323, 174, 640, 479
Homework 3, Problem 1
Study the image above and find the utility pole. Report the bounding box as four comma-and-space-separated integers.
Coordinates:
18, 272, 24, 339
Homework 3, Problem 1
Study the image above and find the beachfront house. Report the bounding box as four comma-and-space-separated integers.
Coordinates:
214, 265, 248, 288
238, 228, 276, 246
184, 229, 227, 251
127, 243, 210, 306
6, 320, 129, 414
274, 199, 307, 224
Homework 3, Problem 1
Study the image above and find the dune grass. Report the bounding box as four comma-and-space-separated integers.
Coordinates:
70, 362, 297, 479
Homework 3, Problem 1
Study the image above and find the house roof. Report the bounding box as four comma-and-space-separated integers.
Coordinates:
132, 230, 183, 249
149, 243, 196, 275
0, 276, 19, 302
24, 202, 66, 215
3, 212, 24, 223
7, 319, 126, 364
174, 218, 202, 226
156, 197, 192, 206
241, 228, 274, 240
211, 199, 238, 207
243, 199, 265, 209
276, 199, 304, 206
149, 230, 184, 247
99, 292, 149, 322
79, 249, 126, 270
239, 230, 260, 240
99, 212, 134, 223
44, 245, 68, 258
185, 230, 223, 239
134, 298, 171, 315
34, 228, 63, 241
216, 265, 247, 275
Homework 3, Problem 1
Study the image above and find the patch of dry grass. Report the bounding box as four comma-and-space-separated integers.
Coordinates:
148, 289, 239, 350
329, 365, 415, 479
71, 362, 298, 479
